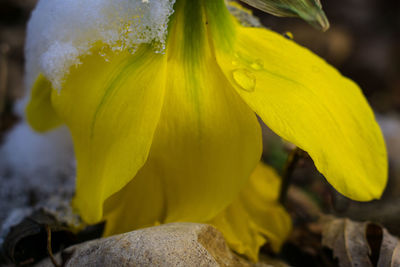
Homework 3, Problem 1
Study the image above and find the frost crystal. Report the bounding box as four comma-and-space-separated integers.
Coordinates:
25, 0, 176, 91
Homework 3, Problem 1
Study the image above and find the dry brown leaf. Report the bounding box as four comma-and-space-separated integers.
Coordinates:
377, 228, 400, 267
322, 217, 373, 267
322, 216, 400, 267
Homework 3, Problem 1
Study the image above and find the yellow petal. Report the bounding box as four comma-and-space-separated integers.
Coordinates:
103, 1, 262, 235
26, 74, 63, 132
51, 45, 167, 223
215, 25, 387, 201
209, 163, 292, 261
102, 160, 165, 235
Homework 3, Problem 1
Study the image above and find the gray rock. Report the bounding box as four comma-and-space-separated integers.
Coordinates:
36, 223, 252, 267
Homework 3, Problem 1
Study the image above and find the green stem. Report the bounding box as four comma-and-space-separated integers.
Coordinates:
279, 147, 303, 205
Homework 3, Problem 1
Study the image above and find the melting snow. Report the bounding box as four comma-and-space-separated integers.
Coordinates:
25, 0, 176, 91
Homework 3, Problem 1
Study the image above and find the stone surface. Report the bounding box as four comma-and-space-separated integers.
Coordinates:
36, 223, 254, 267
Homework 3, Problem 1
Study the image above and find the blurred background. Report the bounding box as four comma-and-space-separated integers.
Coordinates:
0, 0, 36, 141
0, 0, 399, 266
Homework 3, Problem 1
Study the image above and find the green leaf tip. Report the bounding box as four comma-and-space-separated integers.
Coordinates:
239, 0, 330, 31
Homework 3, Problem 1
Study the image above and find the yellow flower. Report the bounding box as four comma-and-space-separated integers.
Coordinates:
25, 0, 387, 261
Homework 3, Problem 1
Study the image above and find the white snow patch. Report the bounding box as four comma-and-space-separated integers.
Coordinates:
25, 0, 176, 91
0, 123, 74, 176
0, 123, 75, 224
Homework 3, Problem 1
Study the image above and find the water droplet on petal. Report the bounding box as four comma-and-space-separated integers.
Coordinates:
232, 69, 256, 92
250, 59, 264, 70
98, 51, 110, 62
128, 46, 137, 54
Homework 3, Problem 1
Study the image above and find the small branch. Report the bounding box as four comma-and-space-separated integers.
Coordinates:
0, 43, 9, 115
45, 225, 61, 267
279, 147, 303, 205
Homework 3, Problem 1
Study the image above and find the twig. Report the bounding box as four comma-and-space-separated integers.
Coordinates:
0, 43, 9, 116
279, 147, 303, 205
45, 225, 61, 267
